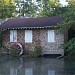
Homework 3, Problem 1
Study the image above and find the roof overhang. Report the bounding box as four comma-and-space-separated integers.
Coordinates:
0, 25, 59, 31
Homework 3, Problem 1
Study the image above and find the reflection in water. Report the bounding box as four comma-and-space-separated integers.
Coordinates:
48, 70, 55, 75
10, 68, 17, 75
0, 56, 75, 75
25, 68, 33, 75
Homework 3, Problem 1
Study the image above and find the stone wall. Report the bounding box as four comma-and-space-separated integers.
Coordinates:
2, 29, 64, 55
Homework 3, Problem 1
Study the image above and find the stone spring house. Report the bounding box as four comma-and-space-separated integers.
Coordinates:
0, 16, 64, 56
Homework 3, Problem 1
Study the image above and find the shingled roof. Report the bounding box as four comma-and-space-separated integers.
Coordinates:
0, 16, 62, 29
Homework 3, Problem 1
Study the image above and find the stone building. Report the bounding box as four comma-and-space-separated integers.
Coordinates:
0, 16, 64, 56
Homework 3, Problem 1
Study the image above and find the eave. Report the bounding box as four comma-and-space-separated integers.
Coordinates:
0, 25, 59, 31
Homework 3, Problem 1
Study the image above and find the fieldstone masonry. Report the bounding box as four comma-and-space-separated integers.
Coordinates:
2, 29, 64, 55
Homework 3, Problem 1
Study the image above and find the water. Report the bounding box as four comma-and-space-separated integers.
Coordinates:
0, 56, 75, 75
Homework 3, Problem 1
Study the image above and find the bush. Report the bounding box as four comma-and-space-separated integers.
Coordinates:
61, 38, 75, 57
34, 45, 42, 57
9, 45, 21, 56
24, 50, 34, 57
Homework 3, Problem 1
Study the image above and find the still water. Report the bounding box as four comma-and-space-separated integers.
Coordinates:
0, 56, 75, 75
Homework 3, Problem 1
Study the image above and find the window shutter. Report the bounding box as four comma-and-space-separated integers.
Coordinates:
13, 30, 17, 42
25, 30, 32, 43
48, 30, 55, 42
10, 30, 14, 42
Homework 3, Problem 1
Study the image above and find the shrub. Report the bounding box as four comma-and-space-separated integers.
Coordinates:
34, 45, 42, 57
9, 45, 21, 56
61, 38, 75, 57
24, 50, 34, 57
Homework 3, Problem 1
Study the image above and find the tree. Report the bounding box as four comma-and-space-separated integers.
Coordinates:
38, 0, 61, 17
59, 0, 75, 30
21, 2, 37, 17
59, 0, 75, 57
0, 0, 16, 18
68, 0, 75, 7
15, 0, 39, 17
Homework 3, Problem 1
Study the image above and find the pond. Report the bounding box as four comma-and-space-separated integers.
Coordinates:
0, 56, 75, 75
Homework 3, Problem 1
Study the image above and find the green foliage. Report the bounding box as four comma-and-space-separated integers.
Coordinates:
61, 38, 75, 57
24, 51, 34, 58
56, 1, 75, 32
34, 45, 42, 57
68, 0, 75, 7
21, 2, 37, 17
39, 0, 61, 17
15, 1, 38, 17
23, 45, 42, 58
0, 0, 16, 18
9, 45, 20, 56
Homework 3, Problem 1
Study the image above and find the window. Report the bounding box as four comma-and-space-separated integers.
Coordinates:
48, 30, 55, 42
10, 30, 17, 42
25, 30, 32, 43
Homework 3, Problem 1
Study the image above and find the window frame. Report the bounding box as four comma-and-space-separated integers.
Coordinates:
10, 30, 17, 42
25, 30, 32, 43
48, 30, 55, 42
